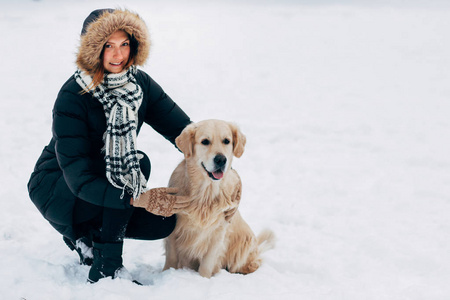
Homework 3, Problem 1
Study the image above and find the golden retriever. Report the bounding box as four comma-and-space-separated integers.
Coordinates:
163, 119, 275, 278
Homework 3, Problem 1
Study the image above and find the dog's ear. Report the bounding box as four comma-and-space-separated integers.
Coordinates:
229, 123, 246, 158
175, 123, 196, 157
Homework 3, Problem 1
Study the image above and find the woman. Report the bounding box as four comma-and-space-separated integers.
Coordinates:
27, 8, 192, 283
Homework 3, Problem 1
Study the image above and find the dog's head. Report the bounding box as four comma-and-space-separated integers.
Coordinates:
176, 120, 246, 181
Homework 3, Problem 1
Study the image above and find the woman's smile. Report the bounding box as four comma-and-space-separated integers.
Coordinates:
103, 30, 130, 73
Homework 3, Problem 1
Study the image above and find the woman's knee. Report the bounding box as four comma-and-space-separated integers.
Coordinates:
125, 210, 176, 240
137, 150, 151, 180
159, 215, 177, 238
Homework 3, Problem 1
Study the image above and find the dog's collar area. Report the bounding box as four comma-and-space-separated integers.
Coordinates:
201, 163, 223, 180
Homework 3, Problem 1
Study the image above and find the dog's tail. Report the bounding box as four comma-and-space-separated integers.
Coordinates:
257, 229, 276, 253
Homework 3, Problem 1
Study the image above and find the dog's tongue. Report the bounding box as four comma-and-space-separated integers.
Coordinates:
212, 170, 224, 180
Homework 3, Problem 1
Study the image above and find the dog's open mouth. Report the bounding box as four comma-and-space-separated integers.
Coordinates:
202, 163, 224, 180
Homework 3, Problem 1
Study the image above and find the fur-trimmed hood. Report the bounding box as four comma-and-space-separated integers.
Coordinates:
76, 9, 150, 75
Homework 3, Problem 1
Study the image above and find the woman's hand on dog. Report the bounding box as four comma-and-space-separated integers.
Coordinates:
131, 187, 192, 217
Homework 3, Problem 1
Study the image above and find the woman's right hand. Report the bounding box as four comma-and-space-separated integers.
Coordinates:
131, 187, 191, 217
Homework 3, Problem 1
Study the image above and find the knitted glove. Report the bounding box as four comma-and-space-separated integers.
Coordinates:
132, 187, 191, 217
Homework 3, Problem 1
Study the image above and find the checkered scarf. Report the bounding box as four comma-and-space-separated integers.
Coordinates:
74, 66, 147, 200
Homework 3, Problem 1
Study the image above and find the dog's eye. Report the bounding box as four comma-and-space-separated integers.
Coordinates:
201, 139, 210, 146
223, 138, 230, 145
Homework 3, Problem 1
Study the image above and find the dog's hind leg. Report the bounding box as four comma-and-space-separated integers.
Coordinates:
232, 229, 275, 274
236, 250, 262, 274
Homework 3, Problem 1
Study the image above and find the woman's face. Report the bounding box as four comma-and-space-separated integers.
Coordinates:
103, 30, 131, 73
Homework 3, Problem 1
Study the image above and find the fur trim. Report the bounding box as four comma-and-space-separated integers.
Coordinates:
76, 9, 150, 75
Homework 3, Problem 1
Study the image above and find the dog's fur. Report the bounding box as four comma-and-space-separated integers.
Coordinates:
163, 119, 275, 278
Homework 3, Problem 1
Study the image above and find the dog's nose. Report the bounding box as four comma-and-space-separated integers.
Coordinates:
214, 154, 227, 167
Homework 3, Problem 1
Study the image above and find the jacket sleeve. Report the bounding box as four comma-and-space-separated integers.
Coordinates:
52, 87, 131, 209
141, 72, 191, 145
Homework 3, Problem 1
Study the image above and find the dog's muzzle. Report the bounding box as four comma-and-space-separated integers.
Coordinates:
202, 154, 227, 180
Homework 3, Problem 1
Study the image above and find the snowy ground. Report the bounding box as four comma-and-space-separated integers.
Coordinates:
1, 0, 450, 299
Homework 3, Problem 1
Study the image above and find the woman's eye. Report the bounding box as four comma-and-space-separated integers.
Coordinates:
201, 139, 210, 146
105, 44, 112, 48
223, 138, 230, 145
122, 42, 129, 46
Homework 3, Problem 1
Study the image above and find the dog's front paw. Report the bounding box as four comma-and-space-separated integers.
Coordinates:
198, 266, 213, 278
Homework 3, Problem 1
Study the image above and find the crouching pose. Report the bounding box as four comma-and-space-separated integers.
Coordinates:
27, 9, 193, 283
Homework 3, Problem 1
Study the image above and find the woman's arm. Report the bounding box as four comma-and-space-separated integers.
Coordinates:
140, 72, 191, 145
52, 86, 131, 209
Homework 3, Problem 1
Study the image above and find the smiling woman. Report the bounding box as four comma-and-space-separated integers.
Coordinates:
27, 8, 193, 284
103, 30, 132, 73
75, 9, 147, 91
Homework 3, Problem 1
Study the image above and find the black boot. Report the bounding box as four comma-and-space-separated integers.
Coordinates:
63, 236, 94, 266
88, 241, 139, 284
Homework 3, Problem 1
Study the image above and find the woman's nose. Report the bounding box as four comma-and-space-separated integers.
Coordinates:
113, 47, 123, 59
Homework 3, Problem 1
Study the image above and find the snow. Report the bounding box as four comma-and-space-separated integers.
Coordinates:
1, 0, 450, 299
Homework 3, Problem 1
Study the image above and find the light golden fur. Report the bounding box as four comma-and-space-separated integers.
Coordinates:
164, 120, 275, 278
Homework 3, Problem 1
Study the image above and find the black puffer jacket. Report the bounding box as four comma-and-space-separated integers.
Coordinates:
27, 70, 191, 239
